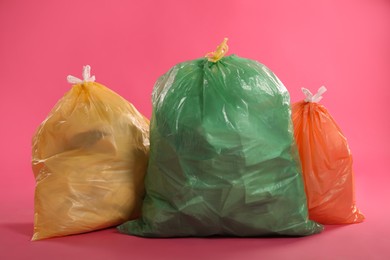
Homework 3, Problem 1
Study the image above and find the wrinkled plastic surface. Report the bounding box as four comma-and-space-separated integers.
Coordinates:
292, 100, 364, 224
118, 55, 322, 237
32, 81, 150, 240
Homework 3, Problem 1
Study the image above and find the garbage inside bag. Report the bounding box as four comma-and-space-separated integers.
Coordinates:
118, 39, 323, 237
31, 65, 150, 240
292, 86, 364, 224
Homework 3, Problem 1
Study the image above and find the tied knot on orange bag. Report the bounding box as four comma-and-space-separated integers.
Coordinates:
292, 86, 364, 224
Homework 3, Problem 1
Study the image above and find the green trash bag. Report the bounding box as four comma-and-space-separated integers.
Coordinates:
118, 39, 323, 237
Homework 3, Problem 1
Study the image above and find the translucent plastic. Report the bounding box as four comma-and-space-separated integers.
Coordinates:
118, 55, 322, 237
32, 81, 150, 240
292, 100, 364, 224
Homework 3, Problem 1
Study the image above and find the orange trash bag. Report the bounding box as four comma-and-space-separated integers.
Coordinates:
292, 86, 364, 224
31, 65, 150, 240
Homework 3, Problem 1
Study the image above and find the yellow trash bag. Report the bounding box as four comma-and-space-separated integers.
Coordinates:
31, 65, 150, 240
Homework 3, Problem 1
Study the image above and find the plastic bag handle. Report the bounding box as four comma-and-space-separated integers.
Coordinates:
205, 38, 229, 62
302, 86, 327, 103
67, 65, 96, 84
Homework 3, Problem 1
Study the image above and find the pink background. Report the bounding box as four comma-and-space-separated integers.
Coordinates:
1, 0, 389, 258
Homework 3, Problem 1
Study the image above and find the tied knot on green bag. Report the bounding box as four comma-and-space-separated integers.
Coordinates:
205, 38, 229, 62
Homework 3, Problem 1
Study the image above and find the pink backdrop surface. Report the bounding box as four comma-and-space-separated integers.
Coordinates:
1, 0, 389, 259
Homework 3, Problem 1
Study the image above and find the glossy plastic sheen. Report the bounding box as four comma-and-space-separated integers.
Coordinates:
32, 81, 150, 240
292, 100, 364, 224
118, 55, 322, 237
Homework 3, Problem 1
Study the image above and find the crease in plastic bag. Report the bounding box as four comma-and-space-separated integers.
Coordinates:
118, 39, 322, 237
32, 65, 150, 240
292, 86, 364, 224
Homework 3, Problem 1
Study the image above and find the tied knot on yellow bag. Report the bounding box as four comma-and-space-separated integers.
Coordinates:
32, 65, 150, 240
67, 65, 96, 84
